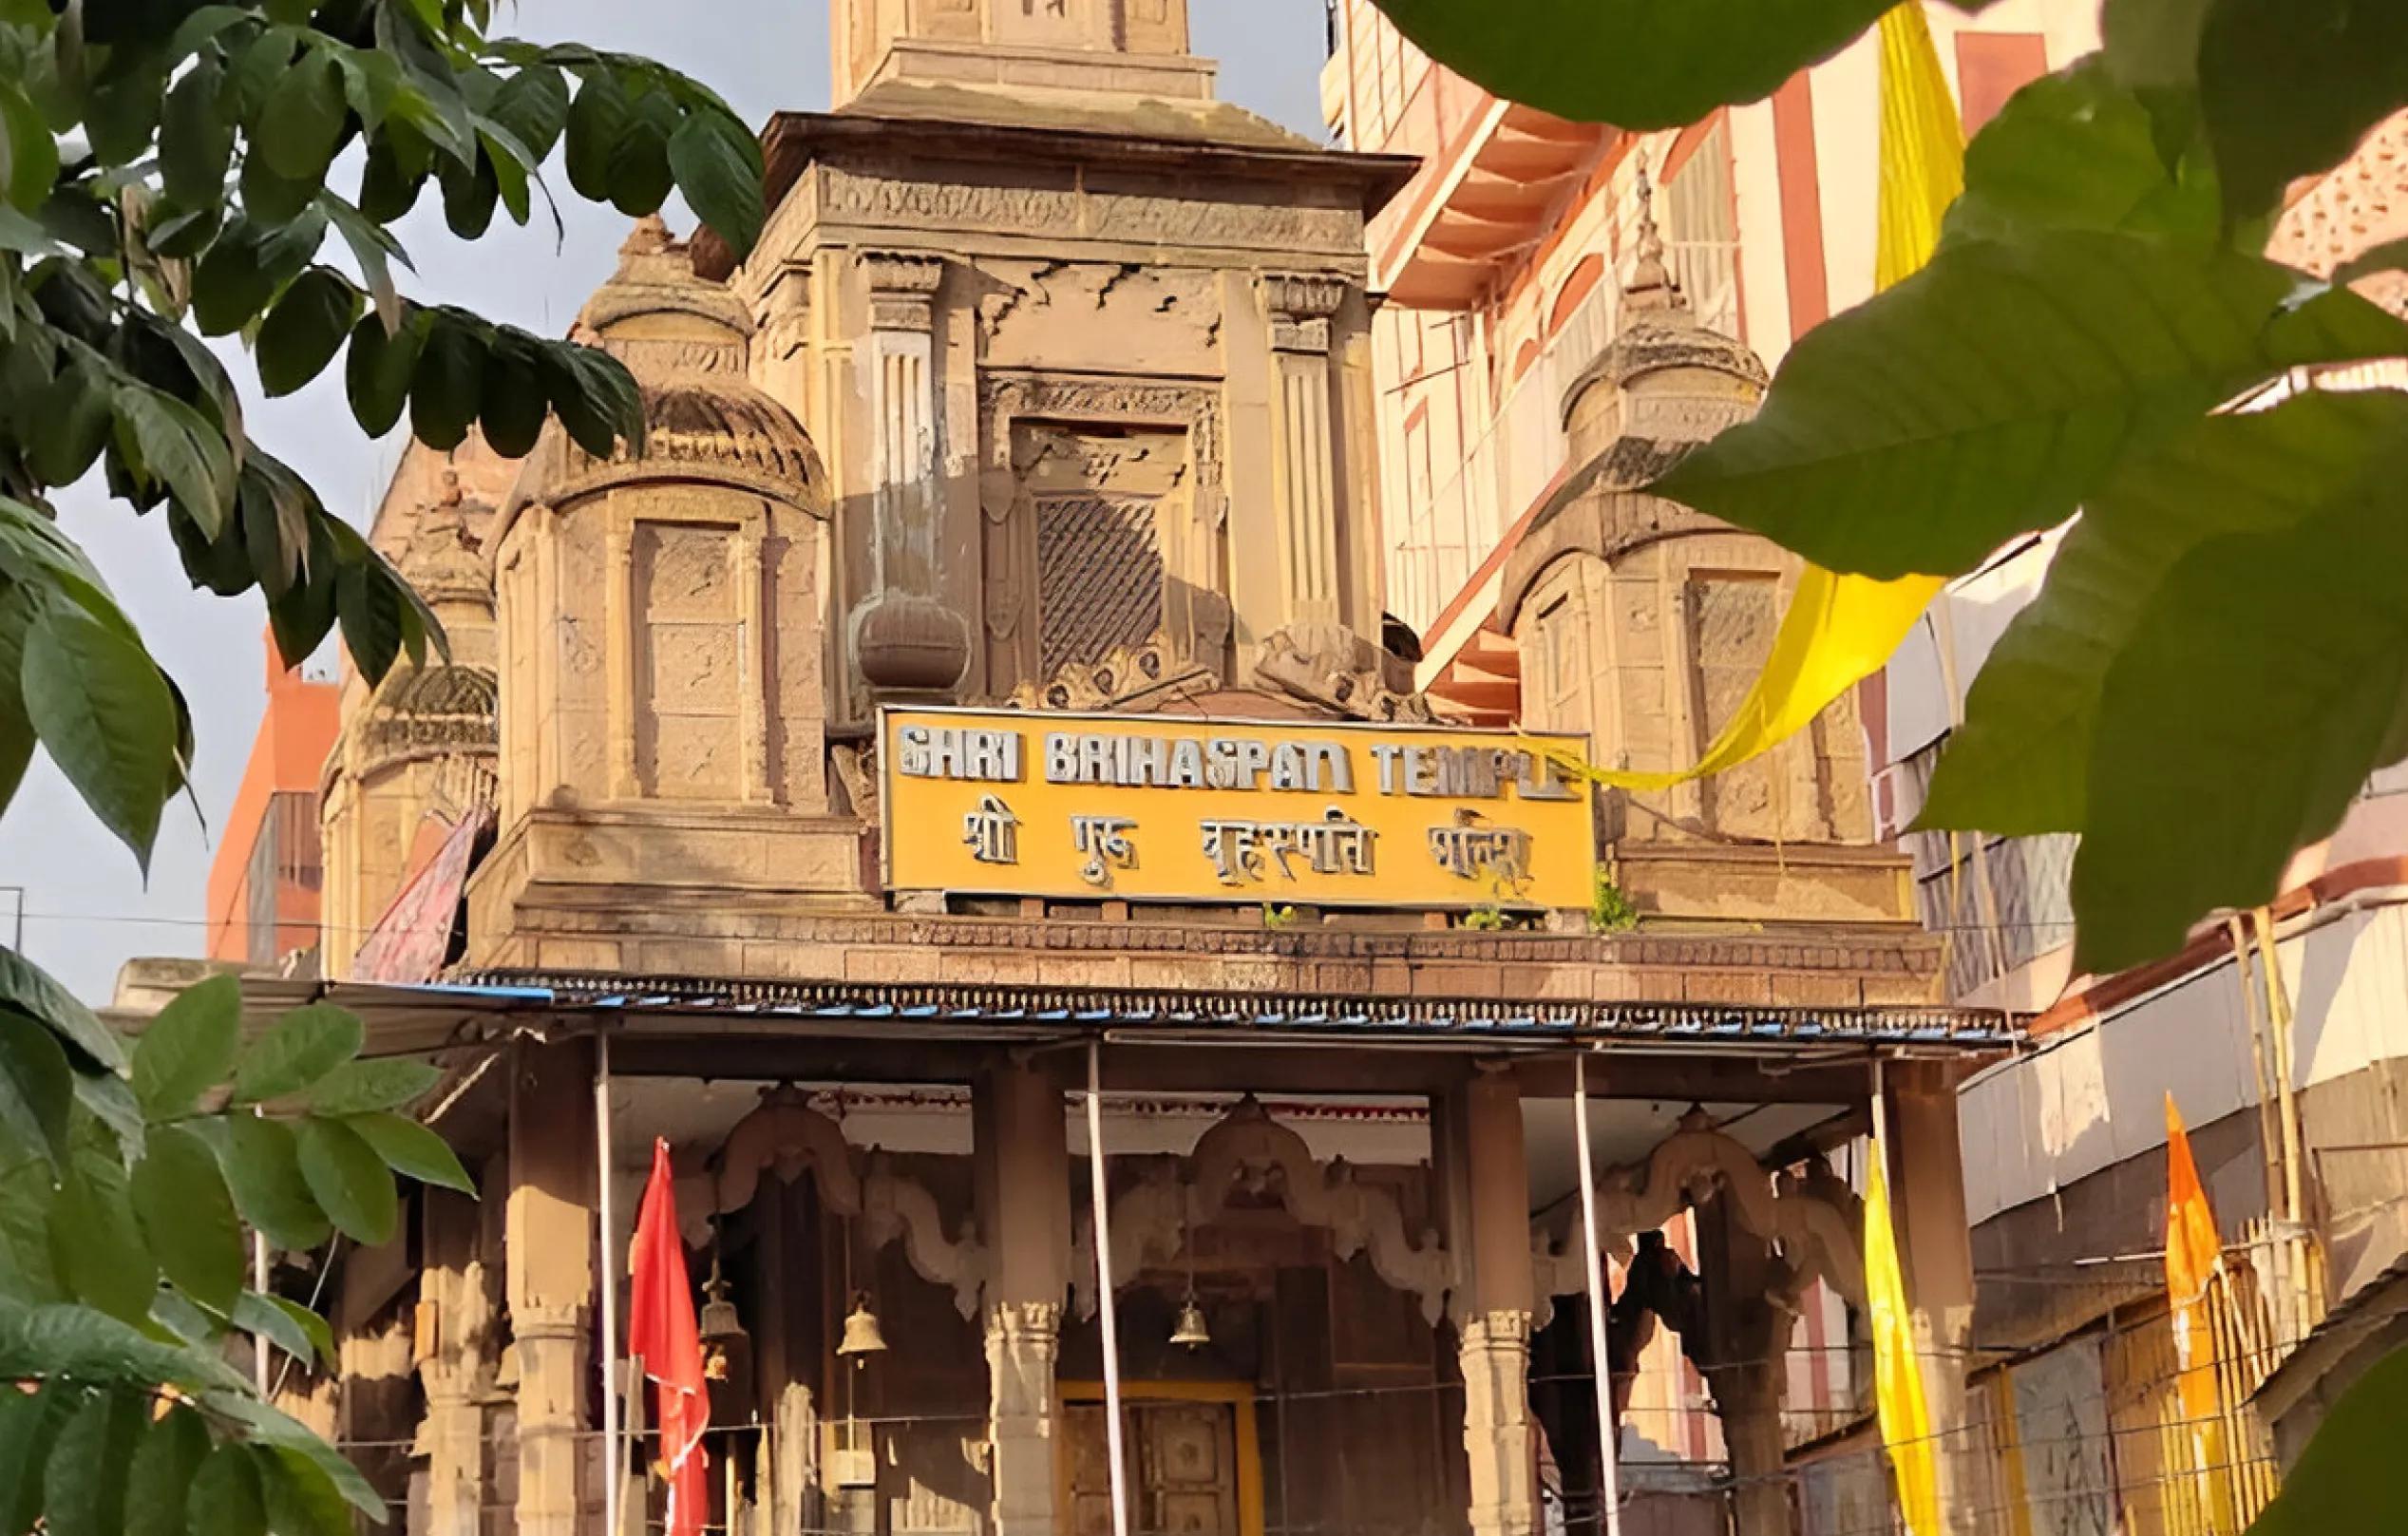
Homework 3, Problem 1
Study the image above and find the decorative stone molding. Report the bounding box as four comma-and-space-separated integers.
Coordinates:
859, 250, 947, 332
417, 1259, 499, 1400
1261, 273, 1349, 354
813, 162, 1363, 258
997, 632, 1220, 712
1070, 1096, 1450, 1322
1253, 623, 1432, 722
711, 1086, 992, 1315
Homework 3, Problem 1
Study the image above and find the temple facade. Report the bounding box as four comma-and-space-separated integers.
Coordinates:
202, 8, 2018, 1536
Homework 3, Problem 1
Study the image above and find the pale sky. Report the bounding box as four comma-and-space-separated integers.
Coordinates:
2, 1, 1331, 1002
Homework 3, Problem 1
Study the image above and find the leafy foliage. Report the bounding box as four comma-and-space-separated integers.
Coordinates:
1378, 0, 2408, 970
0, 960, 461, 1536
0, 3, 764, 1531
2247, 1344, 2408, 1536
0, 0, 767, 875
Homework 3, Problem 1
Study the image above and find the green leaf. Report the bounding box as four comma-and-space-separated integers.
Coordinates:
0, 1009, 71, 1165
237, 456, 312, 599
45, 1389, 146, 1536
0, 77, 59, 212
1371, 0, 1893, 129
2103, 0, 2210, 92
334, 554, 404, 682
256, 1448, 350, 1536
669, 106, 764, 258
491, 62, 569, 161
131, 1125, 244, 1313
265, 519, 338, 671
1920, 390, 2408, 838
257, 47, 349, 185
232, 1004, 362, 1106
256, 269, 361, 398
478, 327, 544, 457
21, 600, 179, 872
47, 1153, 157, 1325
606, 86, 677, 217
408, 309, 485, 449
2198, 0, 2408, 228
133, 973, 242, 1117
2073, 431, 2408, 972
210, 1112, 332, 1252
2247, 1345, 2408, 1535
436, 147, 499, 238
27, 360, 114, 486
307, 1056, 439, 1116
294, 1116, 397, 1246
124, 1402, 211, 1536
187, 1445, 267, 1536
345, 307, 425, 438
0, 596, 33, 816
563, 66, 630, 203
355, 132, 427, 222
0, 1296, 241, 1392
0, 1155, 64, 1302
1943, 59, 2224, 252
347, 1109, 471, 1193
1649, 231, 2408, 579
85, 58, 165, 167
112, 381, 237, 535
0, 1388, 71, 1536
539, 337, 643, 458
323, 194, 409, 336
2334, 234, 2408, 287
233, 1292, 330, 1366
198, 1394, 381, 1522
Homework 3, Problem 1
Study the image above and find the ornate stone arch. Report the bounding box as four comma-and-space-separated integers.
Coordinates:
710, 1086, 992, 1318
1071, 1096, 1450, 1323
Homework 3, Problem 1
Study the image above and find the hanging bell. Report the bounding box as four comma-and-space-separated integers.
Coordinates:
1169, 1297, 1212, 1350
836, 1292, 888, 1365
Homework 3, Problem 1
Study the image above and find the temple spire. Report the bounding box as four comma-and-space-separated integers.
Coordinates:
1622, 159, 1687, 314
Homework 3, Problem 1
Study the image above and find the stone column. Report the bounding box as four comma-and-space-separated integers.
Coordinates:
973, 1061, 1072, 1536
1883, 1060, 1987, 1532
417, 1191, 496, 1536
1694, 1188, 1798, 1536
1439, 1067, 1538, 1536
854, 251, 969, 698
506, 1038, 597, 1536
1260, 274, 1350, 628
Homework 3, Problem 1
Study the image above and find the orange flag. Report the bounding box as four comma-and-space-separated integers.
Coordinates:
2165, 1095, 2231, 1530
629, 1138, 710, 1536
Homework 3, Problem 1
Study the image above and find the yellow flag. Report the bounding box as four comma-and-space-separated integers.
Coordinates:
1564, 5, 1960, 792
1867, 1136, 1943, 1536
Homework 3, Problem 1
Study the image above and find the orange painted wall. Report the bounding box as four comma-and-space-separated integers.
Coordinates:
204, 630, 340, 964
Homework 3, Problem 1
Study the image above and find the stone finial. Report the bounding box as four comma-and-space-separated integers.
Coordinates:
621, 213, 673, 256
1623, 160, 1686, 314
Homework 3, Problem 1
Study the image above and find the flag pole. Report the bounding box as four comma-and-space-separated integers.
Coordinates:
597, 1033, 622, 1536
1572, 1051, 1625, 1536
1086, 1040, 1132, 1536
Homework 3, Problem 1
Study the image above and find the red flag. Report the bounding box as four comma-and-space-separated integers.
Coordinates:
628, 1138, 709, 1536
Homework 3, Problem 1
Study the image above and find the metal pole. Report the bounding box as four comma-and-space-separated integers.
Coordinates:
1086, 1040, 1132, 1536
252, 1228, 272, 1394
597, 1034, 622, 1536
1572, 1052, 1625, 1536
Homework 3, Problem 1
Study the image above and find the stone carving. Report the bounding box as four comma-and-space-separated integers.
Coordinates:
819, 165, 1083, 235
360, 665, 499, 774
1253, 624, 1433, 723
976, 258, 1222, 370
1528, 1109, 1868, 1311
814, 164, 1361, 256
830, 741, 880, 821
1261, 272, 1349, 354
860, 250, 947, 332
711, 1087, 993, 1316
1070, 1095, 1450, 1323
998, 633, 1220, 712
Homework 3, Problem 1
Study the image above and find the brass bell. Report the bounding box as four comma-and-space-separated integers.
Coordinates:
836, 1292, 888, 1365
1169, 1297, 1211, 1350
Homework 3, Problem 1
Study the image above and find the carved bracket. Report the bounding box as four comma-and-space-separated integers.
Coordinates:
1070, 1097, 1450, 1324
859, 251, 946, 332
711, 1087, 993, 1318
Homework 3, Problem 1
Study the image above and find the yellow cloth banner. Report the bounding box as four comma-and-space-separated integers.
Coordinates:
1867, 1138, 1943, 1536
1569, 4, 1959, 793
2165, 1094, 2233, 1532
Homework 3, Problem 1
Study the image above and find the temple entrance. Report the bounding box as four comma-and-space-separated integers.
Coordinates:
1062, 1384, 1260, 1536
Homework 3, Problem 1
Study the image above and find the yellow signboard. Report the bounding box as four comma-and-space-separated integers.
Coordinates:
882, 707, 1597, 909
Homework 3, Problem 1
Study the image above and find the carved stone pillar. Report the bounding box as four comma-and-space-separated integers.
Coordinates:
1261, 274, 1349, 629
974, 1062, 1071, 1536
1884, 1061, 1989, 1532
506, 1039, 596, 1536
417, 1192, 496, 1536
1440, 1069, 1538, 1536
1695, 1185, 1799, 1536
855, 250, 969, 697
984, 1300, 1063, 1536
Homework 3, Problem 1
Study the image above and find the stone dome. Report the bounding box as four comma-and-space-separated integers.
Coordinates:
621, 375, 829, 508
359, 663, 499, 772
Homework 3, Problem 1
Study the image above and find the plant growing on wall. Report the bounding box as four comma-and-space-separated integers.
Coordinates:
0, 0, 767, 1527
1374, 0, 2408, 977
